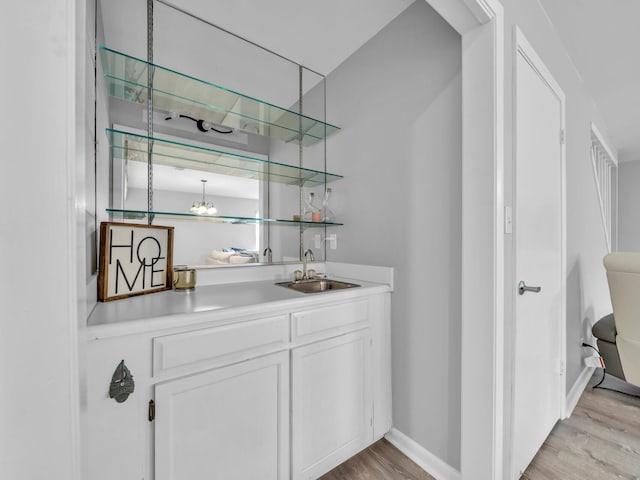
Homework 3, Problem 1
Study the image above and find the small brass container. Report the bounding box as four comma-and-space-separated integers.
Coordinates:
173, 266, 197, 290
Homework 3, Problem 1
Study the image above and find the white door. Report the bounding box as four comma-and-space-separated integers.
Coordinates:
512, 30, 565, 478
155, 351, 289, 480
291, 329, 373, 480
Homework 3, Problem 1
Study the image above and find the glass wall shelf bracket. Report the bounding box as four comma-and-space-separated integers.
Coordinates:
99, 46, 341, 146
107, 128, 342, 187
106, 209, 344, 227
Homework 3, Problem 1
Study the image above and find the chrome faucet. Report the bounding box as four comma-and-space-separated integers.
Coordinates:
303, 248, 315, 280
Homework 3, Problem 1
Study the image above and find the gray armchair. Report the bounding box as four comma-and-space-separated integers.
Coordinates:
592, 253, 640, 386
592, 313, 625, 380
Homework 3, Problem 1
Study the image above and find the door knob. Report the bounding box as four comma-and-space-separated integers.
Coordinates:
518, 281, 541, 295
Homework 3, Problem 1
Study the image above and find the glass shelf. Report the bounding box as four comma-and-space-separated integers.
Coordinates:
107, 209, 343, 227
107, 128, 342, 187
99, 46, 340, 146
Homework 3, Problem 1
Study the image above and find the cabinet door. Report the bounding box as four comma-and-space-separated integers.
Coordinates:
86, 337, 151, 480
292, 329, 373, 480
155, 351, 289, 480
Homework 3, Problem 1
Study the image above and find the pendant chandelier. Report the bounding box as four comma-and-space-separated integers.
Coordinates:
190, 179, 217, 215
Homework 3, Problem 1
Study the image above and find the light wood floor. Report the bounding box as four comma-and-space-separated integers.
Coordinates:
321, 372, 640, 479
320, 439, 435, 480
522, 372, 640, 480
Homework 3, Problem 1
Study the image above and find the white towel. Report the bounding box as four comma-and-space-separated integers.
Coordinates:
229, 255, 256, 264
211, 250, 233, 261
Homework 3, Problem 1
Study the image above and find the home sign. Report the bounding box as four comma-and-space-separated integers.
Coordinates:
98, 222, 174, 302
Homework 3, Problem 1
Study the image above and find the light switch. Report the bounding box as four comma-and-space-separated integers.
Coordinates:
327, 234, 337, 250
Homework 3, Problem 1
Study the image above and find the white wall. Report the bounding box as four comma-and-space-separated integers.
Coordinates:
618, 160, 640, 251
0, 0, 82, 478
326, 1, 463, 469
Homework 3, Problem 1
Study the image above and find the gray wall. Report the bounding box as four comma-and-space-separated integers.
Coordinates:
618, 160, 640, 251
325, 1, 463, 468
325, 0, 619, 471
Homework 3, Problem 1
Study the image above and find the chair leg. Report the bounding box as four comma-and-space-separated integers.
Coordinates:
592, 369, 640, 398
593, 368, 607, 388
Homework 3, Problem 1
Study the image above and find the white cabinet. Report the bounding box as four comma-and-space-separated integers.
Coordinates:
291, 329, 373, 480
152, 314, 289, 377
85, 335, 151, 480
85, 291, 391, 480
155, 351, 289, 480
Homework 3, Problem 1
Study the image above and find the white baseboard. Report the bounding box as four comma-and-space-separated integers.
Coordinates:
385, 428, 461, 480
564, 366, 595, 418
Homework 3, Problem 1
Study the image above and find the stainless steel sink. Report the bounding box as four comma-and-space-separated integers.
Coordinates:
276, 279, 360, 293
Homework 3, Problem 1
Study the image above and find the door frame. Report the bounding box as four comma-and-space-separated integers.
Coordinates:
508, 25, 567, 478
421, 1, 505, 479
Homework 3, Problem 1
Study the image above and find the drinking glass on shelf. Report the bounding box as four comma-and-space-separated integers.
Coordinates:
321, 188, 336, 222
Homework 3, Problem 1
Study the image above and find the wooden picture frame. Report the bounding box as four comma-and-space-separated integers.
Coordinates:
98, 222, 174, 302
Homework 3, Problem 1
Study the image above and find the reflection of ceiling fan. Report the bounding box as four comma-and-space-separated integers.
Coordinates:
165, 112, 234, 135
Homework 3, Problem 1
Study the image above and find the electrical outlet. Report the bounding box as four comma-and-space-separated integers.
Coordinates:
584, 356, 603, 368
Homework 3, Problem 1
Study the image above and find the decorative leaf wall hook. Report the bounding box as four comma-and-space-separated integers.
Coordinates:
109, 360, 135, 403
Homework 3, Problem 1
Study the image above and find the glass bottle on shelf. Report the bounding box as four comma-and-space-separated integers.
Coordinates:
303, 192, 319, 221
321, 187, 336, 223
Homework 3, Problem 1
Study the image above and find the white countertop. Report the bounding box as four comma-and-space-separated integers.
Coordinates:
86, 262, 393, 339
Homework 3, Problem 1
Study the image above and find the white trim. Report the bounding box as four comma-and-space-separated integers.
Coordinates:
591, 122, 618, 167
493, 10, 506, 480
463, 0, 495, 24
385, 428, 461, 480
515, 28, 565, 100
509, 26, 567, 478
425, 0, 479, 34
560, 107, 568, 419
590, 147, 612, 253
454, 0, 504, 478
590, 123, 618, 253
67, 0, 82, 478
565, 366, 595, 418
427, 0, 494, 34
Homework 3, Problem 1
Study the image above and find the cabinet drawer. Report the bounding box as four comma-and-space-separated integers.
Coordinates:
292, 300, 369, 340
153, 315, 289, 376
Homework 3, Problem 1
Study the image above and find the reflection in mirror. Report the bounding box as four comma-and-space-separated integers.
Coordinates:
98, 0, 336, 268
110, 125, 266, 266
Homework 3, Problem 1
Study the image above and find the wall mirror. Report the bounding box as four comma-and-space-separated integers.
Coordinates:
95, 0, 342, 267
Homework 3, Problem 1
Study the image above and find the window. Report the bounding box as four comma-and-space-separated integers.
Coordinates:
590, 124, 618, 252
